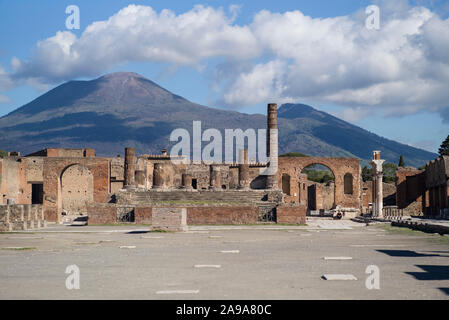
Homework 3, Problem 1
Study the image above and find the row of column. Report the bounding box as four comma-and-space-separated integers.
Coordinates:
123, 103, 279, 191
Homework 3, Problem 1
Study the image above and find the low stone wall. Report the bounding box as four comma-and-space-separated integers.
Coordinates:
87, 204, 116, 225
276, 204, 306, 224
0, 204, 46, 231
152, 207, 187, 231
187, 206, 258, 225
135, 207, 152, 225
87, 204, 258, 225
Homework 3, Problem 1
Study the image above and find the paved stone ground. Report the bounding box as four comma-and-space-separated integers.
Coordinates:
0, 218, 448, 300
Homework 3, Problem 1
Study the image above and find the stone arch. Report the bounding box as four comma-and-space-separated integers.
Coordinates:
300, 162, 335, 210
282, 173, 291, 195
60, 164, 94, 216
344, 173, 353, 195
277, 156, 361, 209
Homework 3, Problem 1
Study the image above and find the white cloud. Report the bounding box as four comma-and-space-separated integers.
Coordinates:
5, 2, 449, 121
0, 94, 11, 104
12, 5, 259, 84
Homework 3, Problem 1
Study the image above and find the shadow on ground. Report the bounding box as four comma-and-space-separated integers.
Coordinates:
406, 265, 449, 281
376, 250, 448, 258
438, 288, 449, 296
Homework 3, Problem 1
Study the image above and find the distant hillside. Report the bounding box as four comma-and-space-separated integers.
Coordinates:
0, 72, 437, 167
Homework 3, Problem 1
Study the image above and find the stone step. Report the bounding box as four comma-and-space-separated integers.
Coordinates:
116, 190, 276, 205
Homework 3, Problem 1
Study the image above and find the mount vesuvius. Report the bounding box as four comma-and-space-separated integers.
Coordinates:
0, 72, 437, 167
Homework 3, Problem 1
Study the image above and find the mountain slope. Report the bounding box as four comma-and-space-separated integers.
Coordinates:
0, 72, 437, 166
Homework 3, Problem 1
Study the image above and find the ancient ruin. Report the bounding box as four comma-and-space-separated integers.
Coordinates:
0, 103, 448, 230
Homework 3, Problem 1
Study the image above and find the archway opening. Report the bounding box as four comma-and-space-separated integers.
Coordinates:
300, 164, 335, 211
344, 173, 353, 195
60, 164, 94, 217
282, 173, 291, 195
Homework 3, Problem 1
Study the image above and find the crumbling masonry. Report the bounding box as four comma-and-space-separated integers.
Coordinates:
2, 103, 411, 230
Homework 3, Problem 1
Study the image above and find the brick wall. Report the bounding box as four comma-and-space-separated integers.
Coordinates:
276, 204, 306, 224
278, 157, 361, 209
396, 168, 425, 212
87, 204, 116, 225
43, 158, 110, 222
135, 206, 152, 224
187, 206, 258, 225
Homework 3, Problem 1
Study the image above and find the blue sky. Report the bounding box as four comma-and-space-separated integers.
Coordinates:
0, 0, 448, 153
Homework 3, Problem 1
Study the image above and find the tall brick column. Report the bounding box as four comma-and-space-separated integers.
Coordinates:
124, 147, 136, 189
210, 165, 222, 191
266, 103, 279, 190
371, 150, 385, 217
182, 173, 193, 190
153, 163, 164, 189
238, 149, 250, 190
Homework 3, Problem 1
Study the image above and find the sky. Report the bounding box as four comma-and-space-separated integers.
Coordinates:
0, 0, 448, 153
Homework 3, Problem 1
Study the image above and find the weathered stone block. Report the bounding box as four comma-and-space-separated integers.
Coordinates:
152, 207, 187, 232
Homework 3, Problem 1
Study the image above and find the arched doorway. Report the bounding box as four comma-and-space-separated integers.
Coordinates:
60, 164, 94, 216
300, 164, 335, 211
282, 173, 291, 195
344, 173, 353, 195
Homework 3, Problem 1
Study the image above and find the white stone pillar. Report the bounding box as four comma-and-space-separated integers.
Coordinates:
371, 151, 385, 218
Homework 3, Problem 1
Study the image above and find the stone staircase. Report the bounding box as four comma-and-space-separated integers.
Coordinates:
116, 190, 278, 206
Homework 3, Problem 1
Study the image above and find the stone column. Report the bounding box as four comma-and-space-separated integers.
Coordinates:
266, 103, 279, 189
210, 165, 222, 191
153, 163, 166, 189
135, 170, 146, 188
371, 151, 385, 218
124, 147, 136, 189
238, 149, 250, 190
182, 173, 193, 190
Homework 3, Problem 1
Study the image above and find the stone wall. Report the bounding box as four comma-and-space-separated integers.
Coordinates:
152, 207, 187, 231
278, 157, 361, 209
135, 207, 153, 224
87, 204, 259, 226
86, 204, 116, 225
276, 204, 306, 224
396, 167, 425, 214
43, 158, 110, 222
187, 206, 258, 225
0, 204, 45, 231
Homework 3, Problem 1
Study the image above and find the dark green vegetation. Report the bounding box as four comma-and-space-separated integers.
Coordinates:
0, 149, 7, 157
362, 165, 372, 182
383, 163, 397, 183
438, 135, 449, 156
362, 162, 397, 183
302, 164, 335, 183
398, 155, 405, 167
0, 72, 437, 166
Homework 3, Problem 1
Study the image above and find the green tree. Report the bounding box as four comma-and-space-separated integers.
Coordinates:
398, 155, 405, 167
0, 149, 7, 158
438, 135, 449, 156
362, 165, 372, 182
382, 162, 397, 183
